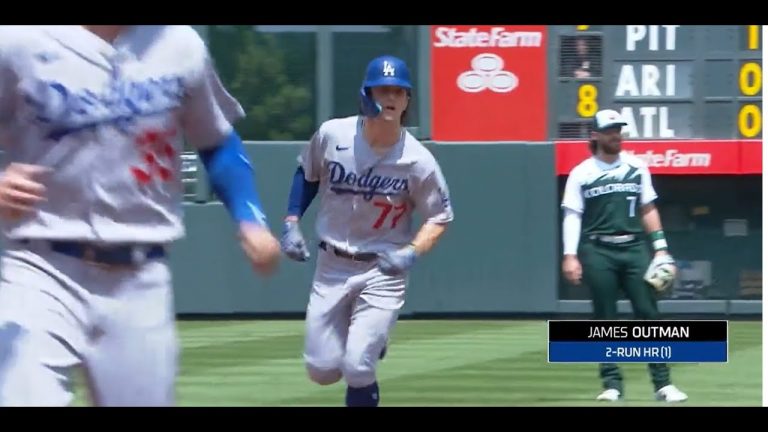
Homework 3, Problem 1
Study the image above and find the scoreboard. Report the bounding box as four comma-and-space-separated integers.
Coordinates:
549, 25, 762, 140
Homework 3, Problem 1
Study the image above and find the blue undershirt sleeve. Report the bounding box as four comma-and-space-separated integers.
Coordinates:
287, 166, 319, 218
197, 130, 268, 226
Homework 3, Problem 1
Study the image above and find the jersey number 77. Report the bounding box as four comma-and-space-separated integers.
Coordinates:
372, 200, 407, 229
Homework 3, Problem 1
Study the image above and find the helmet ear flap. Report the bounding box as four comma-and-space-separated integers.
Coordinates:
359, 86, 382, 117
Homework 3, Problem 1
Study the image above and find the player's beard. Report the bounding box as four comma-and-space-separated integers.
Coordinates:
599, 138, 622, 155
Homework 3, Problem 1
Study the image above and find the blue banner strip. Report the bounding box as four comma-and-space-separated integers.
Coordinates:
548, 341, 728, 363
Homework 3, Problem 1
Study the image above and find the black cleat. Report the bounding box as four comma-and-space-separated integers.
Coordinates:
379, 345, 387, 360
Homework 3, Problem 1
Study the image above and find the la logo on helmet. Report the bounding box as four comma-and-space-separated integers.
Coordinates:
382, 61, 395, 77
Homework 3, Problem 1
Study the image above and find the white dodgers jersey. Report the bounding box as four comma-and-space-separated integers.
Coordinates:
0, 25, 244, 243
299, 116, 454, 253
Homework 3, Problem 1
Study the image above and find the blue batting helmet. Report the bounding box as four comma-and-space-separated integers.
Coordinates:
359, 55, 412, 117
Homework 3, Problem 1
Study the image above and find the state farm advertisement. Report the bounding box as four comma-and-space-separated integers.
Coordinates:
556, 140, 762, 175
431, 26, 548, 142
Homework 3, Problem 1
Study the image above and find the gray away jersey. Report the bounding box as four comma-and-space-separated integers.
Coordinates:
0, 25, 244, 243
299, 115, 454, 254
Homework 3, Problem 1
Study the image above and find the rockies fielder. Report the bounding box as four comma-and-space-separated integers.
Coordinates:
561, 109, 687, 402
280, 55, 454, 407
0, 25, 281, 406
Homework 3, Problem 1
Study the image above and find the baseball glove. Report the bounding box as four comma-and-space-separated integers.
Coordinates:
644, 254, 677, 292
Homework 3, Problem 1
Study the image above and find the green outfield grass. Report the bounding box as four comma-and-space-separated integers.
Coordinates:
72, 320, 761, 407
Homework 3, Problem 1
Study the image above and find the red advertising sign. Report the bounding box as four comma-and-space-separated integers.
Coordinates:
556, 140, 762, 175
430, 25, 548, 142
740, 140, 762, 174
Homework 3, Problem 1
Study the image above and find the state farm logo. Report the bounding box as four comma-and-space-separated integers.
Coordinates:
624, 149, 712, 168
434, 27, 543, 48
457, 53, 518, 93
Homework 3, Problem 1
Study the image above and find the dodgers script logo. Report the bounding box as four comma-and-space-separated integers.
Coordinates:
327, 161, 409, 201
24, 76, 184, 141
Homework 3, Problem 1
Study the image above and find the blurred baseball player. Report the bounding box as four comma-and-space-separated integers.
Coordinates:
0, 25, 280, 406
561, 109, 687, 403
280, 55, 454, 407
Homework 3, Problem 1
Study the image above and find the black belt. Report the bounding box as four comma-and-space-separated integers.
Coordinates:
20, 239, 167, 267
319, 241, 377, 262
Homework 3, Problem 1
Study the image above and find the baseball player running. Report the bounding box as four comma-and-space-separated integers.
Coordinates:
280, 55, 454, 407
560, 109, 687, 403
0, 25, 280, 406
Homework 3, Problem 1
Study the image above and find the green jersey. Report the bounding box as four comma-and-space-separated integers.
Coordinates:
562, 153, 657, 235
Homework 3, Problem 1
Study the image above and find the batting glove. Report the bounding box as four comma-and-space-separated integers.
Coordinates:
377, 244, 417, 276
644, 253, 677, 292
281, 220, 310, 262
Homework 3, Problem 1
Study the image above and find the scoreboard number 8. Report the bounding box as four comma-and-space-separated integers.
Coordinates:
738, 61, 762, 138
577, 84, 598, 118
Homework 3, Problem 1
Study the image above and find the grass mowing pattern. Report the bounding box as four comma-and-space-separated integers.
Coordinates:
70, 320, 761, 406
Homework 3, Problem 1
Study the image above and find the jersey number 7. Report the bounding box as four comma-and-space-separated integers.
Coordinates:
372, 200, 407, 229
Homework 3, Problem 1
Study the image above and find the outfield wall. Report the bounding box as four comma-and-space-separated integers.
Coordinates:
0, 142, 760, 315
173, 142, 559, 314
171, 142, 761, 315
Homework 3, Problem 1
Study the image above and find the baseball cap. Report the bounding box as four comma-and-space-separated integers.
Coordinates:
593, 109, 628, 131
